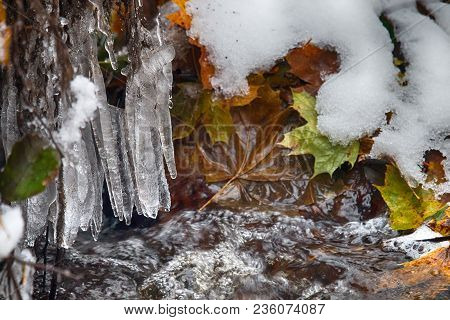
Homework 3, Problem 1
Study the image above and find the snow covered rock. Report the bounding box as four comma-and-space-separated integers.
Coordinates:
383, 225, 449, 259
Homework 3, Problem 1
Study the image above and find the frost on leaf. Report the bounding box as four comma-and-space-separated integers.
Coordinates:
280, 92, 359, 178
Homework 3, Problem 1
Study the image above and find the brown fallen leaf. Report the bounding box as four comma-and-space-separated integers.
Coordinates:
286, 43, 339, 95
424, 150, 447, 184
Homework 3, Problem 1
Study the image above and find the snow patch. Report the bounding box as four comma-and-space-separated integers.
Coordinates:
187, 0, 398, 143
0, 205, 24, 259
371, 7, 450, 195
57, 75, 99, 147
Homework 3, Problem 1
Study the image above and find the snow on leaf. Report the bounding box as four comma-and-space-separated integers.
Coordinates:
280, 91, 359, 178
0, 135, 60, 202
375, 164, 444, 231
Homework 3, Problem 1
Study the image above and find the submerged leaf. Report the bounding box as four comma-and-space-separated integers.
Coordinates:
0, 135, 60, 202
171, 85, 234, 144
199, 91, 234, 144
375, 165, 443, 230
280, 92, 359, 178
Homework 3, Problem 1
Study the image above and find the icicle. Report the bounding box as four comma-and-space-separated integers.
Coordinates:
89, 0, 118, 70
22, 182, 56, 247
124, 3, 176, 219
91, 59, 135, 224
0, 69, 20, 156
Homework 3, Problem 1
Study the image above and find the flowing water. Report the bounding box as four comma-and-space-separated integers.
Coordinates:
32, 207, 449, 300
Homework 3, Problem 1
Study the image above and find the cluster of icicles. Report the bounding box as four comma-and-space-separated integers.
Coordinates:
0, 1, 176, 248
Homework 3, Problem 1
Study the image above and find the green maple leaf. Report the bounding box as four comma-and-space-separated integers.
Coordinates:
280, 91, 359, 177
375, 164, 444, 230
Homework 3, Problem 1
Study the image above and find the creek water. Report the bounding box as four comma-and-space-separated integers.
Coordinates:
33, 206, 449, 300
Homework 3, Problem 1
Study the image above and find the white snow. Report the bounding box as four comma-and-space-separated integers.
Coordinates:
371, 6, 450, 194
187, 0, 398, 143
383, 225, 449, 259
56, 75, 99, 147
185, 0, 450, 195
421, 0, 450, 34
0, 205, 24, 259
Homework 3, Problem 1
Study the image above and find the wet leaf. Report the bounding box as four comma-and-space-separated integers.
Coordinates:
0, 135, 60, 202
280, 91, 359, 178
193, 84, 313, 209
199, 91, 234, 144
171, 83, 203, 140
428, 207, 450, 237
171, 84, 234, 144
375, 164, 443, 230
224, 84, 261, 107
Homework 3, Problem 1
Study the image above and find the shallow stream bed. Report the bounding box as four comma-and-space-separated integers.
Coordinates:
33, 208, 450, 299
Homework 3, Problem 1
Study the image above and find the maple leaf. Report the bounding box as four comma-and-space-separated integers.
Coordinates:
191, 84, 309, 209
280, 91, 359, 178
375, 164, 444, 230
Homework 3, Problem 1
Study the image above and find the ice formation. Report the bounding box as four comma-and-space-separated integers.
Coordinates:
186, 0, 450, 195
0, 205, 24, 259
0, 1, 176, 248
